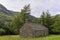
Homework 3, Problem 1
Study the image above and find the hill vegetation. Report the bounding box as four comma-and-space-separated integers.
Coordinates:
0, 4, 60, 35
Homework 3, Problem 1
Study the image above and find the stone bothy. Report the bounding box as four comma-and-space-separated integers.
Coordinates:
19, 22, 49, 37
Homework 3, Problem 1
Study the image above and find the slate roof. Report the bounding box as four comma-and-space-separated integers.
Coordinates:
24, 22, 48, 30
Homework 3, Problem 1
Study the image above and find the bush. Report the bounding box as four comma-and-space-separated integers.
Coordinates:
0, 28, 6, 35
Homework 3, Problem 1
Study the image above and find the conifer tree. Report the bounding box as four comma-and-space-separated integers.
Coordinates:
11, 4, 31, 34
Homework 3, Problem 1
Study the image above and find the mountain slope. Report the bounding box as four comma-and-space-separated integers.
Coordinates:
0, 4, 16, 15
0, 4, 37, 21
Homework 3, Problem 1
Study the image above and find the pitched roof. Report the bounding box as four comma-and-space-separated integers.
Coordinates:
24, 22, 48, 30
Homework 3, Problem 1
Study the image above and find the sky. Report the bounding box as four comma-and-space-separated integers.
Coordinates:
0, 0, 60, 17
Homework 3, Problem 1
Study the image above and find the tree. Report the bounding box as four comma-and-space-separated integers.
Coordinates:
45, 10, 53, 33
19, 4, 30, 23
40, 11, 46, 25
51, 15, 60, 34
10, 4, 31, 34
38, 11, 53, 33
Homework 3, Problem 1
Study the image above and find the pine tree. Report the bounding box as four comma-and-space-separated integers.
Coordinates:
10, 4, 31, 34
45, 10, 52, 27
20, 4, 30, 23
45, 10, 53, 33
39, 11, 46, 25
39, 10, 53, 33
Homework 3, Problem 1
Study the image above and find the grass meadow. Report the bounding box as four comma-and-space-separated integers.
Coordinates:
0, 35, 60, 40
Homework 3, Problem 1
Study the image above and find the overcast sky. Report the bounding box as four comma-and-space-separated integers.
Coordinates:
0, 0, 60, 17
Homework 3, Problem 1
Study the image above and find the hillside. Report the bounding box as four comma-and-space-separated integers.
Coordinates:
0, 4, 37, 22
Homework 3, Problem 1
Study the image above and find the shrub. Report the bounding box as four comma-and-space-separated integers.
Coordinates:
0, 28, 6, 35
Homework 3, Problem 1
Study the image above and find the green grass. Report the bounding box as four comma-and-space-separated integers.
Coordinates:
0, 35, 60, 40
